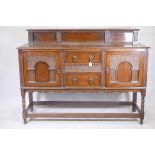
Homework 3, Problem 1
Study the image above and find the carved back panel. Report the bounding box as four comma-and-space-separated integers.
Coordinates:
106, 50, 145, 87
23, 50, 61, 87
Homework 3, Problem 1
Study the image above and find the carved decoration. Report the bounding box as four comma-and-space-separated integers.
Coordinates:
27, 55, 56, 69
110, 55, 140, 83
110, 55, 139, 69
101, 51, 106, 86
22, 97, 27, 124
27, 55, 56, 83
49, 70, 56, 81
28, 70, 35, 82
140, 91, 146, 124
65, 64, 101, 72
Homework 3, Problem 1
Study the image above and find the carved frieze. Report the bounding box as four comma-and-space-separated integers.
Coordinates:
27, 55, 56, 69
110, 55, 140, 83
27, 55, 56, 83
65, 64, 101, 72
110, 55, 139, 69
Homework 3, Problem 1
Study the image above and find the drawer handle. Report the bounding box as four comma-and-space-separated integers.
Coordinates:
72, 77, 78, 85
88, 78, 94, 85
89, 56, 94, 62
89, 56, 94, 66
72, 56, 77, 63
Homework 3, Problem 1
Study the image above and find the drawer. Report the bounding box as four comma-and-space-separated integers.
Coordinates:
65, 73, 101, 87
65, 50, 102, 64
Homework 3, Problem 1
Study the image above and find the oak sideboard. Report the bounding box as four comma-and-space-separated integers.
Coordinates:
18, 28, 149, 124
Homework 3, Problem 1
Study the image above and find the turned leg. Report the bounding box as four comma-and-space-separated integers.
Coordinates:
22, 91, 27, 124
132, 92, 137, 112
140, 90, 146, 125
29, 92, 33, 112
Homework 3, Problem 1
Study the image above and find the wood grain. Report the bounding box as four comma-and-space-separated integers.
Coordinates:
18, 28, 149, 124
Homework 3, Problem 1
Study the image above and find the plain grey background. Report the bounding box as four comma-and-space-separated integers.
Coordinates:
0, 26, 155, 128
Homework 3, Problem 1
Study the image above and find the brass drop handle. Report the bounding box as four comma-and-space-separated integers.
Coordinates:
89, 56, 94, 66
72, 77, 78, 85
72, 56, 77, 63
88, 77, 94, 85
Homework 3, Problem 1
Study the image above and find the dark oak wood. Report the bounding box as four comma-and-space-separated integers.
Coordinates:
132, 92, 137, 112
65, 73, 101, 87
33, 101, 133, 106
106, 50, 145, 87
18, 28, 149, 124
23, 50, 61, 87
33, 32, 56, 43
29, 92, 33, 112
27, 112, 140, 119
27, 29, 139, 44
61, 32, 103, 42
64, 49, 102, 63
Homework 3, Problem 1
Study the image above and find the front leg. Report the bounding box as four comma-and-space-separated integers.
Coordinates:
29, 92, 33, 112
21, 90, 27, 124
132, 92, 137, 112
140, 90, 146, 125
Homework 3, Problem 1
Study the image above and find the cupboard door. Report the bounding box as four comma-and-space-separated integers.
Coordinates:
106, 50, 145, 87
23, 50, 61, 87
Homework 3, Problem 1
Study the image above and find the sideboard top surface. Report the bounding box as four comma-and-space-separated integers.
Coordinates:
17, 42, 150, 50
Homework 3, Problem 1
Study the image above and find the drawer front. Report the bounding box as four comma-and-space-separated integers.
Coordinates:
65, 50, 102, 64
65, 73, 101, 87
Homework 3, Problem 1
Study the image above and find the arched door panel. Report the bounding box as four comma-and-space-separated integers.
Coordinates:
35, 62, 49, 82
24, 51, 61, 87
106, 51, 145, 87
117, 62, 132, 82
